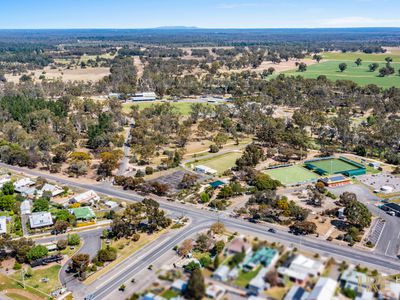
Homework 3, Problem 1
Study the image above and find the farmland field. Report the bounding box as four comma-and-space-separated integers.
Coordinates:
319, 51, 400, 62
264, 165, 319, 186
284, 61, 400, 88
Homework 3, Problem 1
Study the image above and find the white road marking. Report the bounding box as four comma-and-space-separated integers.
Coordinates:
385, 240, 391, 256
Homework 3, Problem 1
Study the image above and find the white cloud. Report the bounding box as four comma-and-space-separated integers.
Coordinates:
319, 16, 400, 27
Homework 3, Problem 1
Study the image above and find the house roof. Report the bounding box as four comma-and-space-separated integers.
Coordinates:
340, 269, 368, 285
171, 279, 187, 291
206, 284, 226, 298
13, 178, 35, 189
249, 267, 268, 289
320, 175, 348, 184
308, 277, 337, 300
227, 238, 251, 253
20, 200, 32, 214
277, 267, 308, 282
69, 190, 99, 203
70, 207, 96, 220
0, 216, 7, 234
29, 212, 53, 228
288, 255, 324, 276
283, 286, 309, 300
244, 247, 278, 268
213, 265, 230, 278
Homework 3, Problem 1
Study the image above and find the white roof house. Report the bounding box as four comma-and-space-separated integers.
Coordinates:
29, 212, 53, 229
278, 255, 324, 283
171, 279, 187, 292
0, 176, 11, 188
194, 165, 218, 176
212, 265, 230, 282
20, 199, 32, 215
104, 200, 118, 209
0, 216, 7, 234
22, 184, 63, 198
41, 183, 64, 197
206, 284, 226, 299
13, 178, 35, 191
308, 277, 337, 300
69, 190, 100, 204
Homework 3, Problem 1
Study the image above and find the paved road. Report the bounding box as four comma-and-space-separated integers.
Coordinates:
116, 127, 132, 176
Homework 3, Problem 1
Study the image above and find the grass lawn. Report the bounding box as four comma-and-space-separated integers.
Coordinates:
160, 289, 179, 299
122, 101, 212, 115
284, 61, 400, 88
264, 286, 290, 300
190, 152, 242, 175
84, 229, 168, 285
264, 165, 319, 186
0, 273, 48, 300
235, 265, 262, 288
319, 51, 400, 62
11, 265, 61, 295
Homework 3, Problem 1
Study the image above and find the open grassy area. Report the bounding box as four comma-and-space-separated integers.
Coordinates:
160, 289, 179, 299
264, 165, 319, 186
11, 265, 61, 295
235, 265, 262, 288
284, 61, 400, 88
122, 101, 212, 115
0, 273, 47, 300
84, 229, 168, 285
319, 51, 400, 62
190, 151, 242, 175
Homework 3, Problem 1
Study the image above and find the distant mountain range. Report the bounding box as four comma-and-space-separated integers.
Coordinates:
154, 26, 199, 30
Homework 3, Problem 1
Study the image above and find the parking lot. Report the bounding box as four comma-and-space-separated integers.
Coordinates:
357, 173, 400, 193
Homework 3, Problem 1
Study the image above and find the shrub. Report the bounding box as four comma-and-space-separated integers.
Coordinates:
27, 245, 48, 261
13, 262, 22, 270
68, 234, 81, 246
57, 239, 68, 250
132, 234, 140, 241
97, 246, 117, 262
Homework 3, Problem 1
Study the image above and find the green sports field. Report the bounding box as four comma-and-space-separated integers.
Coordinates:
284, 61, 400, 88
306, 158, 359, 174
122, 101, 212, 115
191, 152, 242, 175
264, 165, 319, 186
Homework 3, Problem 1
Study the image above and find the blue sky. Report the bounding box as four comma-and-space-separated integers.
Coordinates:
1, 0, 400, 29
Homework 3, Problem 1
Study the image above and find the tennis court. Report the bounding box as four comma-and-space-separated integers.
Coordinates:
264, 165, 319, 186
305, 157, 366, 176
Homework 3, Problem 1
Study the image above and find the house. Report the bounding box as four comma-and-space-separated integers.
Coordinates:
227, 237, 252, 255
284, 286, 309, 300
319, 175, 351, 187
278, 255, 324, 284
104, 200, 118, 209
248, 267, 270, 296
212, 265, 230, 282
206, 284, 226, 299
29, 212, 53, 229
243, 247, 279, 271
368, 162, 380, 169
139, 293, 165, 300
194, 165, 218, 176
20, 199, 32, 215
128, 92, 157, 101
308, 277, 337, 300
0, 216, 7, 234
228, 267, 239, 280
69, 190, 100, 204
340, 269, 369, 294
379, 281, 400, 299
41, 183, 64, 197
0, 176, 11, 188
69, 207, 96, 221
171, 279, 187, 293
13, 178, 35, 192
22, 184, 63, 199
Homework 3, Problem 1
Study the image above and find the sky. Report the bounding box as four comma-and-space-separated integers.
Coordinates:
1, 0, 400, 29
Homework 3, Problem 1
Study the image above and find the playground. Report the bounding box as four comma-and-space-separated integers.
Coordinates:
264, 165, 319, 186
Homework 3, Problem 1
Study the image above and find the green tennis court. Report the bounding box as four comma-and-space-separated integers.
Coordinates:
305, 158, 364, 175
264, 165, 319, 186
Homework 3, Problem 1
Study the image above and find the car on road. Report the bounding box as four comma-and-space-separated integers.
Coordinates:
84, 295, 94, 300
268, 228, 276, 233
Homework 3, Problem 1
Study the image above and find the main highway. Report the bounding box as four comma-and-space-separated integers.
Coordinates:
2, 163, 400, 299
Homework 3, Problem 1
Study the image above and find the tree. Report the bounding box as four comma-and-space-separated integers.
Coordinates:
355, 58, 362, 66
289, 221, 317, 235
312, 54, 322, 63
57, 239, 68, 250
96, 246, 117, 262
27, 245, 48, 261
297, 62, 307, 72
0, 195, 16, 211
54, 220, 69, 232
253, 173, 281, 191
178, 239, 193, 257
185, 269, 205, 300
213, 255, 220, 269
236, 144, 264, 169
210, 222, 225, 235
2, 182, 14, 195
385, 57, 393, 64
178, 173, 199, 189
196, 234, 212, 252
344, 200, 372, 229
339, 192, 357, 206
71, 253, 90, 279
338, 63, 347, 72
368, 63, 379, 72
213, 240, 225, 254
67, 234, 81, 246
32, 198, 49, 212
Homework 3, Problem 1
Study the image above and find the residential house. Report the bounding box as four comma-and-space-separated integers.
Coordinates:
22, 183, 63, 199
171, 279, 187, 293
284, 286, 309, 300
41, 183, 64, 197
379, 281, 400, 300
228, 267, 239, 281
278, 255, 324, 285
69, 207, 96, 221
308, 277, 337, 300
139, 293, 165, 300
226, 237, 252, 255
0, 216, 7, 234
247, 267, 270, 296
13, 178, 35, 192
206, 284, 226, 299
212, 265, 230, 282
29, 212, 53, 229
104, 200, 118, 209
69, 190, 100, 204
0, 176, 11, 188
340, 269, 369, 294
20, 199, 32, 215
194, 165, 217, 176
243, 247, 279, 272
